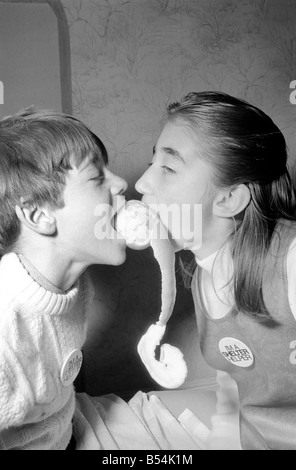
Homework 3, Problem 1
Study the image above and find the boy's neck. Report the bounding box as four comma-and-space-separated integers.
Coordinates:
15, 237, 87, 292
18, 253, 64, 294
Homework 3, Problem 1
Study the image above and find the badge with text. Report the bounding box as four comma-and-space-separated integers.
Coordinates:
219, 337, 254, 368
60, 349, 83, 386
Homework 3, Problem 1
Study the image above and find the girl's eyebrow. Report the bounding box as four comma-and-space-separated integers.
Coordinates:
153, 145, 185, 164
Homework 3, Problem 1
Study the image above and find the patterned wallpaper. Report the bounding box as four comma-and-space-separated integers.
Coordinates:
60, 0, 296, 396
62, 0, 296, 188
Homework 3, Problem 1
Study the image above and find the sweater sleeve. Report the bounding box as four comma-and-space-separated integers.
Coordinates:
0, 339, 34, 431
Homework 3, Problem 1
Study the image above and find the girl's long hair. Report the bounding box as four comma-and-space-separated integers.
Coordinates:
168, 91, 296, 320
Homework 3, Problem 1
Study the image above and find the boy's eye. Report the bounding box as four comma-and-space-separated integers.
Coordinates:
90, 173, 105, 183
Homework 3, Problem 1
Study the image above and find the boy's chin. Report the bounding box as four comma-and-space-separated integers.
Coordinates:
110, 251, 127, 266
96, 245, 127, 266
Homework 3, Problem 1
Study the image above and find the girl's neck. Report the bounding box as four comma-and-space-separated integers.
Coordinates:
191, 216, 233, 260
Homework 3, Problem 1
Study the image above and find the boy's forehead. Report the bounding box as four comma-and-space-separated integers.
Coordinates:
72, 153, 104, 172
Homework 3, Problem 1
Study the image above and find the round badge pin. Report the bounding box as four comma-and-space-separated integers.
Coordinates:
60, 349, 83, 387
219, 337, 254, 368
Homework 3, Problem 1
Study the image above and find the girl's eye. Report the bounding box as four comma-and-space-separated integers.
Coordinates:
147, 162, 175, 174
161, 165, 176, 174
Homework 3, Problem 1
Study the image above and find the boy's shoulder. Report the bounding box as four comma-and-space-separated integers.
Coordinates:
0, 254, 36, 329
0, 253, 24, 306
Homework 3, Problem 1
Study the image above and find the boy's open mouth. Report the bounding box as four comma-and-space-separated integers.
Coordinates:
110, 196, 126, 231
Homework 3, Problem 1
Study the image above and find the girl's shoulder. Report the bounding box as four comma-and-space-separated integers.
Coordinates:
287, 235, 296, 270
271, 219, 296, 256
276, 218, 296, 233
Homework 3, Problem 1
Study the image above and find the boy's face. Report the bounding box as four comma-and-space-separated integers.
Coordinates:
54, 156, 128, 266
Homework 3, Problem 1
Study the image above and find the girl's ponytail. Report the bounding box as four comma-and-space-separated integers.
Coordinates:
231, 170, 296, 320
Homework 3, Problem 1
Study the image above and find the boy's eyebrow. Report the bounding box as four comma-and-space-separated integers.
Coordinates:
153, 145, 185, 164
78, 159, 90, 172
78, 157, 104, 173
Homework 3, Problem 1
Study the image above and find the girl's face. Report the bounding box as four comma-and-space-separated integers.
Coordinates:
54, 156, 128, 266
135, 120, 216, 252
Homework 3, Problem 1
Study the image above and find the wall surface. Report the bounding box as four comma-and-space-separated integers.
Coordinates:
0, 1, 62, 116
62, 0, 296, 190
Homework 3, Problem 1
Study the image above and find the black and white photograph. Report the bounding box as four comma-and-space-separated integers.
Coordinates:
0, 0, 296, 452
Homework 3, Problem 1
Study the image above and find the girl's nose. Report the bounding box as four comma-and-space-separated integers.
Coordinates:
109, 171, 128, 195
135, 170, 152, 195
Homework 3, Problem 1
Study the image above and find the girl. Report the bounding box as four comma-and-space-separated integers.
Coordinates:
135, 91, 296, 450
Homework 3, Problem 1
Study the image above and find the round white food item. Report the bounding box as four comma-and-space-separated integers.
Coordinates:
115, 200, 152, 250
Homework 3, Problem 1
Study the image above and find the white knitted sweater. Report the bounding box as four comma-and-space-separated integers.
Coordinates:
0, 253, 92, 450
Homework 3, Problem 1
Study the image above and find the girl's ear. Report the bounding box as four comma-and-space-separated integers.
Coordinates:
15, 198, 57, 235
213, 184, 251, 218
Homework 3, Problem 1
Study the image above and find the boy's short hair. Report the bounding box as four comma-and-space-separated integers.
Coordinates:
0, 106, 108, 256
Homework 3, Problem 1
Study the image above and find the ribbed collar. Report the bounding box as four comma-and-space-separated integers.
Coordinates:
0, 253, 79, 316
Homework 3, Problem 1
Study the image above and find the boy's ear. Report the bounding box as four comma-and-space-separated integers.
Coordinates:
213, 184, 251, 218
15, 198, 57, 235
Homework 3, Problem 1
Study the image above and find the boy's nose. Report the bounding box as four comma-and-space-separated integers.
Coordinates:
110, 172, 128, 195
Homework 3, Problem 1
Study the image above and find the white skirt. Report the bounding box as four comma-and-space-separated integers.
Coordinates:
73, 391, 208, 450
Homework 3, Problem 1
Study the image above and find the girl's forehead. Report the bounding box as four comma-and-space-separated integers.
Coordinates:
158, 120, 197, 147
156, 121, 201, 161
160, 119, 192, 136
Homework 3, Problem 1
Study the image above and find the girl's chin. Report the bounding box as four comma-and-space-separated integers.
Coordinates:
169, 238, 184, 253
171, 239, 200, 253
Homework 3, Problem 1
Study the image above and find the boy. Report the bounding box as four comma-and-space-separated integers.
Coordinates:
0, 107, 127, 449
